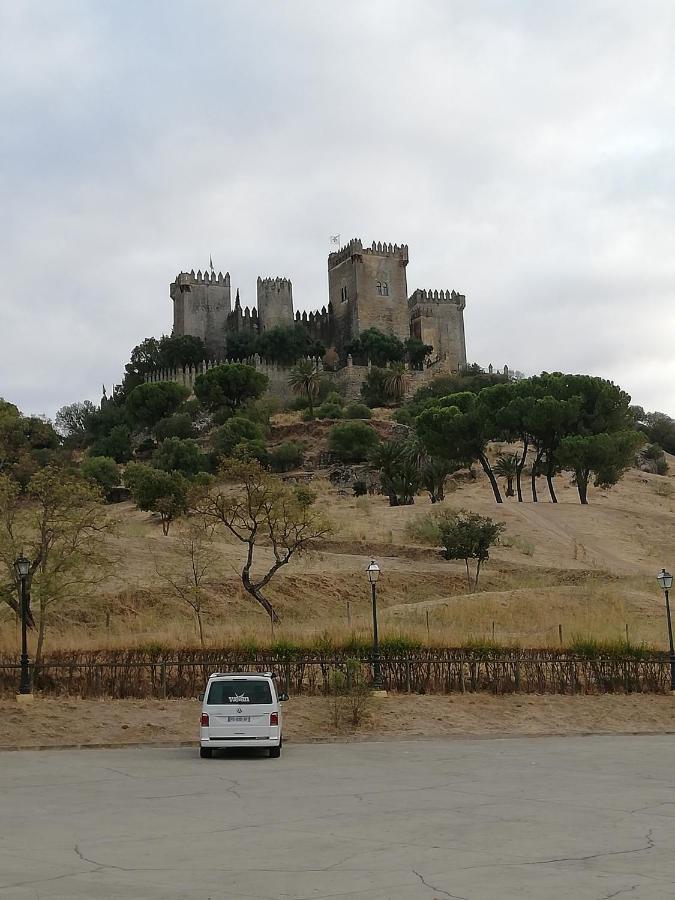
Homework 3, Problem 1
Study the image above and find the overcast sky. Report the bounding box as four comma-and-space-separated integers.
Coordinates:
2, 0, 674, 418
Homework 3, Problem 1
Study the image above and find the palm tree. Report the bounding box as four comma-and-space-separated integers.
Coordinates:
493, 453, 519, 498
383, 363, 409, 404
288, 359, 320, 418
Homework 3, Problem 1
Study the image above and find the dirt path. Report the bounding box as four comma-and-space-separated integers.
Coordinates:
3, 694, 675, 749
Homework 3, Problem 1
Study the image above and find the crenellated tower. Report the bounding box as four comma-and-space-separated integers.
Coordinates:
171, 269, 231, 355
408, 288, 467, 371
327, 239, 409, 350
257, 276, 294, 332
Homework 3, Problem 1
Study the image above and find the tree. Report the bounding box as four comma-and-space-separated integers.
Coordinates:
194, 364, 268, 413
269, 442, 304, 473
0, 469, 114, 664
558, 431, 642, 504
154, 413, 195, 441
124, 463, 188, 534
55, 401, 97, 442
288, 359, 321, 419
405, 337, 433, 370
416, 392, 503, 503
126, 382, 190, 430
212, 417, 264, 460
435, 509, 505, 593
370, 440, 420, 506
81, 456, 119, 498
360, 367, 390, 407
226, 331, 258, 361
159, 334, 206, 369
193, 461, 330, 623
328, 421, 380, 462
345, 329, 405, 367
493, 453, 519, 498
90, 424, 132, 463
155, 523, 217, 646
384, 363, 409, 404
344, 402, 372, 420
420, 456, 456, 503
121, 335, 207, 396
257, 325, 325, 365
153, 438, 209, 478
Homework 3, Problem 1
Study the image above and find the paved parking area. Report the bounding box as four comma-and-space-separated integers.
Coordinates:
1, 736, 675, 899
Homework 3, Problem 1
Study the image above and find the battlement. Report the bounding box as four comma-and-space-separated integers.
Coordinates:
174, 269, 230, 289
408, 288, 466, 310
257, 276, 292, 289
328, 238, 409, 269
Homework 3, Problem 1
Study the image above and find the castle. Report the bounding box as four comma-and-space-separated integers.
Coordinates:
170, 238, 468, 370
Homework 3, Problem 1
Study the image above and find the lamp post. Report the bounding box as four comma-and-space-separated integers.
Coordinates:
367, 559, 382, 689
14, 555, 32, 696
657, 568, 675, 693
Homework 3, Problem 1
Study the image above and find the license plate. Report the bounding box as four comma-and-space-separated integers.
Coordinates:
227, 716, 250, 722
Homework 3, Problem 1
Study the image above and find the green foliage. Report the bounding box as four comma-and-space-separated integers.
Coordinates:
225, 330, 258, 360
90, 424, 132, 463
344, 402, 372, 420
412, 368, 507, 404
638, 442, 669, 475
370, 440, 420, 505
269, 441, 304, 473
493, 452, 519, 497
121, 335, 207, 395
567, 636, 651, 660
232, 438, 269, 466
0, 410, 63, 487
258, 325, 325, 366
632, 407, 675, 454
316, 401, 344, 419
81, 456, 119, 498
55, 400, 97, 443
405, 338, 433, 370
154, 412, 195, 441
558, 431, 642, 504
353, 480, 368, 497
194, 363, 268, 412
153, 437, 209, 478
360, 367, 390, 407
212, 417, 264, 460
420, 455, 456, 503
346, 328, 405, 367
328, 658, 372, 728
126, 382, 190, 429
328, 421, 380, 462
288, 359, 321, 417
434, 509, 505, 592
124, 463, 188, 534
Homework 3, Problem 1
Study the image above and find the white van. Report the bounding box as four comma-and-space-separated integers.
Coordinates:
199, 672, 287, 758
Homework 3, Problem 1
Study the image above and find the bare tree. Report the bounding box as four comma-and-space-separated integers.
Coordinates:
193, 461, 330, 624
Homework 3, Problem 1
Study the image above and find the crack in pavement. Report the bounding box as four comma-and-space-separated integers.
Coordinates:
413, 867, 469, 899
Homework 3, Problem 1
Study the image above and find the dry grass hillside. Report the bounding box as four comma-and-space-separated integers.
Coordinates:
1, 414, 673, 654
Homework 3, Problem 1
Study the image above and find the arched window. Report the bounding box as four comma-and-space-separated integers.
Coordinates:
376, 281, 382, 295
382, 282, 389, 296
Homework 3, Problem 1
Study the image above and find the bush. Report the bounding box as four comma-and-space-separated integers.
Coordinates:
153, 437, 209, 477
194, 363, 268, 413
269, 442, 304, 473
126, 382, 190, 429
360, 367, 389, 407
90, 424, 132, 463
154, 413, 195, 441
344, 402, 372, 420
353, 480, 368, 497
212, 417, 263, 459
316, 401, 344, 420
232, 438, 269, 466
324, 391, 345, 408
328, 421, 380, 461
328, 659, 372, 729
81, 456, 119, 498
124, 463, 188, 535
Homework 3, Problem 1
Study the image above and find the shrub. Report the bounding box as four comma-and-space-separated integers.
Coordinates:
81, 456, 119, 498
353, 480, 368, 497
90, 424, 132, 463
232, 438, 269, 467
360, 367, 389, 407
194, 363, 268, 413
126, 382, 190, 429
328, 658, 372, 729
154, 413, 195, 441
324, 391, 345, 407
124, 463, 188, 534
153, 437, 209, 477
316, 401, 344, 420
269, 441, 304, 473
345, 402, 372, 420
328, 421, 380, 462
212, 417, 263, 459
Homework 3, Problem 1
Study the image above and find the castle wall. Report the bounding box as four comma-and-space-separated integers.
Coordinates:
257, 277, 294, 332
171, 270, 231, 355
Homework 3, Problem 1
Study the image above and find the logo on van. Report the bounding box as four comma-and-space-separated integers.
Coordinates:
229, 694, 250, 703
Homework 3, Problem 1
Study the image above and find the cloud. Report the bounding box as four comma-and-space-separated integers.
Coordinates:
1, 0, 674, 416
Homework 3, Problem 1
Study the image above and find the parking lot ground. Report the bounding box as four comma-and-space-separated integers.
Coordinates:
1, 736, 675, 899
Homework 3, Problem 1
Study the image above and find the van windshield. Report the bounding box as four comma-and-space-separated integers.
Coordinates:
207, 680, 273, 705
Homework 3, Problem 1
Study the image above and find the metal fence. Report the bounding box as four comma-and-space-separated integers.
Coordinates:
0, 650, 669, 698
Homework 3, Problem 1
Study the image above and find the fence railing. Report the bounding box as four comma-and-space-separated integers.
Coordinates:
0, 650, 669, 699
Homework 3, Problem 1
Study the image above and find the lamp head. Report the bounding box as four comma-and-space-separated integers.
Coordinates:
14, 555, 30, 578
657, 568, 673, 591
367, 559, 380, 584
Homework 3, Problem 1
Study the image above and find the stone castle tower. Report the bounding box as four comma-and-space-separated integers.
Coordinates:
171, 269, 231, 355
168, 240, 467, 371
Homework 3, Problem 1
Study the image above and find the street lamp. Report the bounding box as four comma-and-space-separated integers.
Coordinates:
14, 555, 32, 696
367, 559, 382, 690
657, 568, 675, 693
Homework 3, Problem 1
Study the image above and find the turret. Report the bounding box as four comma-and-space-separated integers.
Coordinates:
171, 269, 231, 355
256, 276, 294, 332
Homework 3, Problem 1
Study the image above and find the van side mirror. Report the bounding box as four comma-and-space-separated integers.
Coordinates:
198, 692, 204, 702
279, 692, 289, 702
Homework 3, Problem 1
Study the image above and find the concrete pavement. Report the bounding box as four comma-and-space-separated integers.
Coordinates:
1, 736, 675, 899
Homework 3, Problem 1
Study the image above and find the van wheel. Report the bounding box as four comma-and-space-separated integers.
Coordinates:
200, 747, 213, 759
269, 744, 281, 758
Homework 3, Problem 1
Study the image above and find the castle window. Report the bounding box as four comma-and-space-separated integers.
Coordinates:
340, 286, 348, 302
382, 281, 389, 296
376, 281, 382, 295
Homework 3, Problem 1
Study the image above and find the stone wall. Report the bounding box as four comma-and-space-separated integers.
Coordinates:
171, 270, 231, 355
257, 276, 294, 332
409, 289, 467, 372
